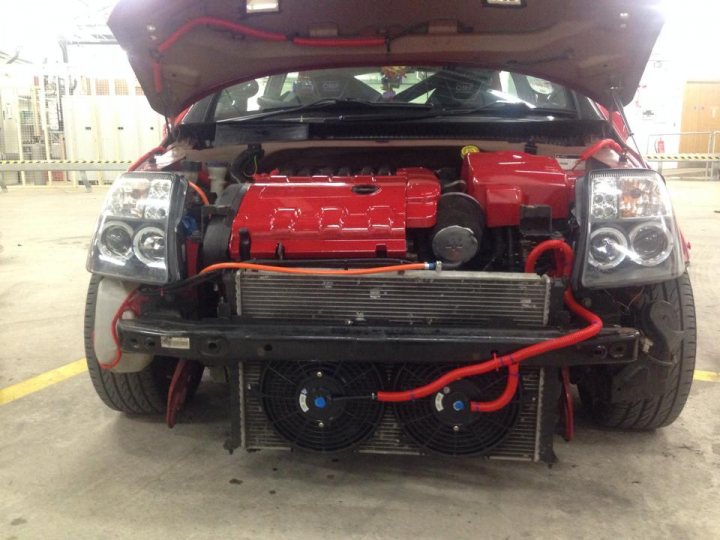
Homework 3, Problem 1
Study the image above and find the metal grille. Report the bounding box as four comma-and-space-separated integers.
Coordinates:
236, 270, 551, 327
241, 361, 542, 461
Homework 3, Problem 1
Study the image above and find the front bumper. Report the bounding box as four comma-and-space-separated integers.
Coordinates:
117, 317, 640, 367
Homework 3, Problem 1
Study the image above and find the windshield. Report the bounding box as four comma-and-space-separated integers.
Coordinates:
207, 67, 577, 122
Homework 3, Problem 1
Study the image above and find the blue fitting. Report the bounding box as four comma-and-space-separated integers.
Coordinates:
314, 396, 327, 409
453, 400, 465, 411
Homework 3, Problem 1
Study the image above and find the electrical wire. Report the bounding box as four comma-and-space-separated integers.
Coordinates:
188, 181, 210, 205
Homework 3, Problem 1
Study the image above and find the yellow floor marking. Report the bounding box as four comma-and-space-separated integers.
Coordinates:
694, 370, 720, 383
0, 359, 717, 407
0, 358, 87, 405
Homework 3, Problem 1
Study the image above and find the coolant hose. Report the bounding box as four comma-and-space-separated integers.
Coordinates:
375, 240, 603, 412
199, 262, 432, 276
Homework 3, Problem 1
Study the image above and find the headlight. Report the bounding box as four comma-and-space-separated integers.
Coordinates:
575, 169, 685, 288
87, 172, 187, 284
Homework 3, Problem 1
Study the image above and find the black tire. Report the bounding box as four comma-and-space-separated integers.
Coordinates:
578, 272, 696, 430
84, 275, 177, 414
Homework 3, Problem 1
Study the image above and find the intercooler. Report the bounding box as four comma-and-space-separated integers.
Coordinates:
235, 270, 552, 327
240, 362, 552, 462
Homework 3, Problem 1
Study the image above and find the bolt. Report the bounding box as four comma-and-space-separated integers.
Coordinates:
316, 371, 323, 378
318, 421, 325, 428
443, 386, 451, 394
453, 425, 460, 432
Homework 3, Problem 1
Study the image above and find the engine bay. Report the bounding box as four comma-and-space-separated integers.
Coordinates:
142, 141, 611, 274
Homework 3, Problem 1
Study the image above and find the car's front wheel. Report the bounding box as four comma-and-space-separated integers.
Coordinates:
578, 272, 696, 430
84, 275, 193, 414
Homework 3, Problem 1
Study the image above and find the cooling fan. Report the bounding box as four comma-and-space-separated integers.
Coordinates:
393, 363, 522, 456
260, 361, 385, 452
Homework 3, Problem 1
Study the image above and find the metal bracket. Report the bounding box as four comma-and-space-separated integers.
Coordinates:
224, 363, 243, 454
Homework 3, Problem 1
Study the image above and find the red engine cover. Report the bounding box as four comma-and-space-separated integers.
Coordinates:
462, 151, 572, 228
229, 168, 440, 259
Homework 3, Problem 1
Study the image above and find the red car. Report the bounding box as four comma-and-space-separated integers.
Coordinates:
84, 0, 694, 462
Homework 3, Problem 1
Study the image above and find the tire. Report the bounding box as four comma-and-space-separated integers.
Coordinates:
578, 272, 696, 430
84, 275, 177, 414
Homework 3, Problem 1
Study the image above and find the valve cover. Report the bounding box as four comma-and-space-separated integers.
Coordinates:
229, 168, 440, 259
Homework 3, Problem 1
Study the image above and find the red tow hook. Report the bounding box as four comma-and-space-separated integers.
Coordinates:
166, 359, 204, 428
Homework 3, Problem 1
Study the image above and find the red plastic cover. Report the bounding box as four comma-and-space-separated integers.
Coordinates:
229, 168, 440, 259
462, 152, 572, 228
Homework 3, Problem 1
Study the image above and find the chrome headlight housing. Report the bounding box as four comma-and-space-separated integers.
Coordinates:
87, 172, 187, 284
574, 169, 685, 288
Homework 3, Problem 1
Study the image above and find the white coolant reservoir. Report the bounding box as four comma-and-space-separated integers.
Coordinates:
93, 277, 153, 373
207, 161, 228, 196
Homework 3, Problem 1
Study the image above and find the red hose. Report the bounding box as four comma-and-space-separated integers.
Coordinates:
157, 17, 286, 54
572, 138, 626, 170
376, 240, 603, 413
128, 145, 164, 172
99, 289, 141, 370
151, 17, 386, 92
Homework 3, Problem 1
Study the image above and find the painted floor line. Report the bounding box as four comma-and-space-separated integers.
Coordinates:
694, 370, 720, 383
0, 358, 87, 405
0, 360, 718, 406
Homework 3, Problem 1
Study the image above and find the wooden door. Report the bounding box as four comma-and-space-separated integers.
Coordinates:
680, 81, 720, 153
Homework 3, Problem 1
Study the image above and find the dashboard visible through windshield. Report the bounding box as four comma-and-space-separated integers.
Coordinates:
209, 67, 578, 122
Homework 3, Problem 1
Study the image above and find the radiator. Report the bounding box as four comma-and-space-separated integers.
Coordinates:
235, 270, 552, 327
240, 361, 548, 462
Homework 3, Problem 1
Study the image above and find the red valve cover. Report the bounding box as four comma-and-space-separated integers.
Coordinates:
462, 151, 572, 228
229, 167, 440, 259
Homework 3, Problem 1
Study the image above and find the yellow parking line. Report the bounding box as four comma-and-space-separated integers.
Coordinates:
694, 370, 720, 383
0, 358, 87, 405
0, 359, 717, 407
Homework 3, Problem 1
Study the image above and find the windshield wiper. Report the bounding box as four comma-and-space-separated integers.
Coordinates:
436, 101, 577, 118
219, 99, 435, 123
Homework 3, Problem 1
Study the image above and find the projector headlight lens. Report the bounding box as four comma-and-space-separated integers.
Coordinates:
133, 226, 166, 266
629, 222, 673, 267
588, 227, 627, 271
98, 221, 134, 262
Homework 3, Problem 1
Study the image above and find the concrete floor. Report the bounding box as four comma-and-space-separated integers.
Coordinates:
1, 182, 719, 539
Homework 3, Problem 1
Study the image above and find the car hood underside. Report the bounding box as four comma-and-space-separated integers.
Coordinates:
108, 0, 664, 117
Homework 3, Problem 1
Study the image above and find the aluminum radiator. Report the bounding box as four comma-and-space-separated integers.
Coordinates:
240, 361, 549, 462
235, 270, 552, 327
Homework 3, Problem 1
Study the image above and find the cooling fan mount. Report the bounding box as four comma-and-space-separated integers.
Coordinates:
260, 361, 385, 452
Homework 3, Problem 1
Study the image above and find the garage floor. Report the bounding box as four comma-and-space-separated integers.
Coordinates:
1, 182, 718, 539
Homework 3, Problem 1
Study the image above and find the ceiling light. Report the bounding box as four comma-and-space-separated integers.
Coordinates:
246, 0, 280, 13
482, 0, 526, 7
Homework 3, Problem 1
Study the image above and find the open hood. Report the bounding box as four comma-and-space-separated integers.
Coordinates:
108, 0, 665, 117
